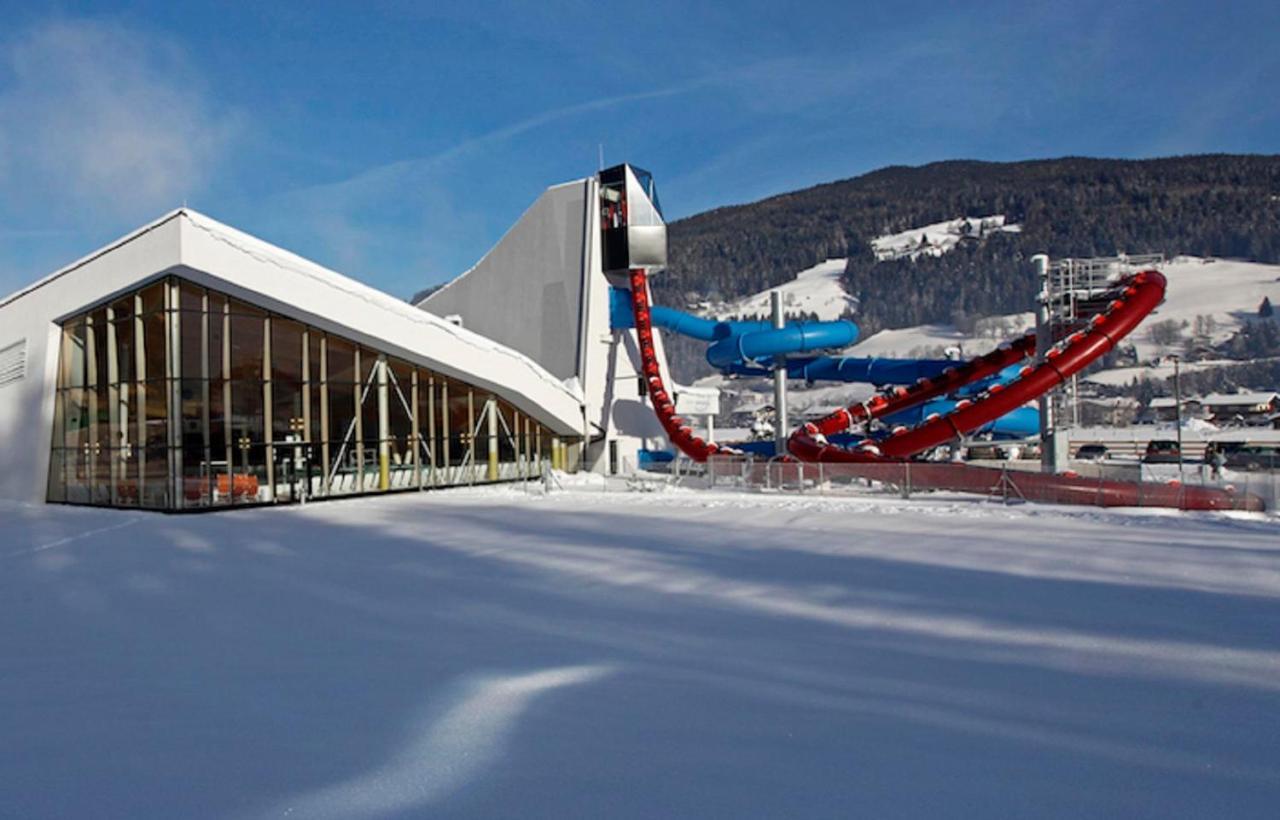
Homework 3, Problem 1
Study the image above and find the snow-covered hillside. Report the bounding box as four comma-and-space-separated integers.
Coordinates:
685, 245, 1278, 428
4, 489, 1279, 818
871, 215, 1022, 261
699, 258, 852, 321
1130, 256, 1280, 359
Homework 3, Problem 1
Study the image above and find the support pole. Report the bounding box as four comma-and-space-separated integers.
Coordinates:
1173, 355, 1184, 482
1033, 254, 1062, 473
377, 354, 390, 491
771, 290, 788, 458
486, 397, 499, 481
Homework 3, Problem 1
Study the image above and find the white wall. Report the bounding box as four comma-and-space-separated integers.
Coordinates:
0, 215, 183, 503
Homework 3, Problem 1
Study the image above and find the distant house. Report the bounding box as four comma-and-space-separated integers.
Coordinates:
1146, 396, 1203, 423
1200, 392, 1280, 426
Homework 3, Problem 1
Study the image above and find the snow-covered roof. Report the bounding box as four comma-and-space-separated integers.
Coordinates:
3, 208, 585, 435
1200, 391, 1279, 407
1148, 397, 1195, 409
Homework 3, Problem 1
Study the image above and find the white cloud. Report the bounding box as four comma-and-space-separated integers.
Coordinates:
0, 19, 238, 222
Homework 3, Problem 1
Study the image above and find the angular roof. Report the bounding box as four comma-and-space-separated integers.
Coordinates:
2, 209, 585, 435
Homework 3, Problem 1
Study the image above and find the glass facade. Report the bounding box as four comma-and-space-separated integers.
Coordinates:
47, 275, 577, 511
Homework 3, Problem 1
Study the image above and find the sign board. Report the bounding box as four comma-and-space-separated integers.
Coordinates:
674, 385, 720, 416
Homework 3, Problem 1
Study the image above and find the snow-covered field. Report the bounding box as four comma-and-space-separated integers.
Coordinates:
4, 488, 1280, 818
702, 258, 853, 321
871, 215, 1021, 261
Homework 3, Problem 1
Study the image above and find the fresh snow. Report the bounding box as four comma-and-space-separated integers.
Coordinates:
1129, 255, 1280, 359
700, 257, 853, 321
3, 489, 1280, 818
871, 215, 1022, 261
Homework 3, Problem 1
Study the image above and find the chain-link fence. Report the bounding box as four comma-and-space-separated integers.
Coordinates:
693, 455, 1269, 512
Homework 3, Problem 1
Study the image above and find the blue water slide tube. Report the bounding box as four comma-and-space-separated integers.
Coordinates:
705, 320, 858, 369
883, 400, 1039, 439
610, 287, 858, 366
610, 287, 1036, 437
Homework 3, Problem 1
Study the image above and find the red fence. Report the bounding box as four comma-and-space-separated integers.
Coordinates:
703, 456, 1267, 512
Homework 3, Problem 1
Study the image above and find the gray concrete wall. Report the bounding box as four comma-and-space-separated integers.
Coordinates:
419, 181, 589, 382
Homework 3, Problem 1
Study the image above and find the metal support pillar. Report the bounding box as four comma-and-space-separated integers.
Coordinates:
486, 397, 499, 481
771, 290, 788, 457
1033, 254, 1063, 473
377, 354, 390, 491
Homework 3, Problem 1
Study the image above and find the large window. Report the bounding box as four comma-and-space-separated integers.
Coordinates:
47, 275, 568, 510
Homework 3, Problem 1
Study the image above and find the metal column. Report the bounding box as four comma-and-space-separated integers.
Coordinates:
377, 354, 390, 491
1033, 254, 1061, 473
771, 290, 788, 457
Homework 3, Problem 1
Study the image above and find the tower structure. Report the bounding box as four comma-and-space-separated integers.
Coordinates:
419, 164, 678, 473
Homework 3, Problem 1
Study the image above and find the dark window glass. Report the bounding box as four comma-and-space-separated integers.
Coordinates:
139, 445, 169, 508
497, 400, 518, 463
113, 382, 136, 452
388, 366, 414, 458
93, 442, 112, 505
180, 310, 205, 379
179, 281, 203, 312
113, 318, 135, 384
272, 380, 304, 442
116, 448, 139, 507
142, 381, 169, 448
229, 314, 264, 381
327, 337, 354, 384
89, 310, 109, 389
142, 312, 167, 381
180, 379, 205, 452
271, 319, 304, 382
209, 379, 228, 459
308, 333, 323, 384
361, 383, 379, 448
208, 310, 225, 381
327, 378, 355, 445
92, 378, 110, 448
231, 381, 265, 445
139, 281, 166, 314
181, 442, 211, 507
229, 298, 265, 318
111, 295, 134, 322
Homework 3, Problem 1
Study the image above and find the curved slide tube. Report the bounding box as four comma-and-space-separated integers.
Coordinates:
788, 271, 1166, 462
627, 269, 731, 461
611, 287, 1031, 437
627, 267, 1262, 511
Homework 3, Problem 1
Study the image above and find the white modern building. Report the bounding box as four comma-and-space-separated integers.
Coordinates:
0, 163, 685, 511
0, 208, 594, 511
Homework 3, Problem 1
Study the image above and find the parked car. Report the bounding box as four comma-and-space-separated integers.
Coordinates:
1074, 444, 1109, 461
1142, 439, 1182, 464
1222, 444, 1280, 471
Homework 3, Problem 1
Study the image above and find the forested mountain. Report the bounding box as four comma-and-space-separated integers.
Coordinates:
659, 155, 1280, 339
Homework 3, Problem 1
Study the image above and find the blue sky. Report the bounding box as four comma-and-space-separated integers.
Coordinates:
1, 1, 1277, 300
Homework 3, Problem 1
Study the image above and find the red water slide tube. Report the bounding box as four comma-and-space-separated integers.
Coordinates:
628, 266, 1264, 511
628, 268, 728, 461
789, 269, 1167, 462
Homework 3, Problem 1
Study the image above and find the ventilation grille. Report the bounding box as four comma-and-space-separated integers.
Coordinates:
0, 339, 27, 388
